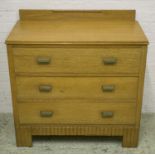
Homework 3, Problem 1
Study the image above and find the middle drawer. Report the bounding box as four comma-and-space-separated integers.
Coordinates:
16, 77, 138, 101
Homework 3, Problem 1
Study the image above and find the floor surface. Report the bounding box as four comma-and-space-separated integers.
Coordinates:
0, 113, 155, 153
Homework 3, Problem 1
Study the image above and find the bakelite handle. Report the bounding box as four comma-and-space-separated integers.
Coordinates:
40, 111, 53, 117
103, 57, 117, 65
37, 57, 51, 64
39, 85, 52, 92
102, 85, 115, 92
101, 111, 113, 118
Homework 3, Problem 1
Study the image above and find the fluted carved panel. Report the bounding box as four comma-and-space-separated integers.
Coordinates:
29, 125, 137, 137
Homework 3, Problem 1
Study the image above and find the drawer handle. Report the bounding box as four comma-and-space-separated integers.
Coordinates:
103, 57, 117, 65
102, 85, 115, 92
39, 85, 52, 92
37, 57, 51, 64
40, 111, 53, 117
101, 111, 113, 118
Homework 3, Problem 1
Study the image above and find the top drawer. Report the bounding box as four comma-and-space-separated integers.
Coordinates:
13, 47, 141, 74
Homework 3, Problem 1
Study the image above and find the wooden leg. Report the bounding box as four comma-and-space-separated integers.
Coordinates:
16, 126, 32, 147
122, 128, 139, 147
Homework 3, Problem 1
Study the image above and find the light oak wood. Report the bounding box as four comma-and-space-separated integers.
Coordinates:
6, 10, 148, 45
122, 127, 139, 147
6, 10, 148, 147
136, 46, 148, 126
16, 126, 32, 147
18, 102, 136, 125
13, 47, 141, 74
19, 10, 136, 21
30, 124, 134, 136
16, 77, 138, 101
6, 20, 148, 45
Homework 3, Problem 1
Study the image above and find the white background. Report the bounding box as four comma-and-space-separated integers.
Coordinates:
0, 0, 155, 113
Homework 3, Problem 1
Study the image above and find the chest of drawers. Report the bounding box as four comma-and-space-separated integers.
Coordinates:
6, 10, 148, 147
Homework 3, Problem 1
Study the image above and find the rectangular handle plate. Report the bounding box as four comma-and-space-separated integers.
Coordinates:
37, 57, 51, 64
39, 85, 52, 92
103, 57, 117, 65
102, 85, 115, 92
40, 111, 53, 117
101, 111, 113, 118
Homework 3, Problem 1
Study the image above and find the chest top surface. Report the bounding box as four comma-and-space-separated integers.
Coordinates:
6, 10, 148, 45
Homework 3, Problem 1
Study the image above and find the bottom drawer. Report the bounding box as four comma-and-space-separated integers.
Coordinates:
18, 102, 136, 125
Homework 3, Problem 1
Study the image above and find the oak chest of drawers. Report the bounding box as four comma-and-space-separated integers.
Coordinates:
6, 10, 148, 147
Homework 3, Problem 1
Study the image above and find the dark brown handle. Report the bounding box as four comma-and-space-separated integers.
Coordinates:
40, 111, 53, 117
37, 57, 51, 64
102, 85, 115, 92
101, 111, 113, 118
103, 57, 117, 65
39, 85, 52, 92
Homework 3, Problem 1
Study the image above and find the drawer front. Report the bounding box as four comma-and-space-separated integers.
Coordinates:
16, 77, 138, 101
13, 47, 141, 74
18, 102, 136, 124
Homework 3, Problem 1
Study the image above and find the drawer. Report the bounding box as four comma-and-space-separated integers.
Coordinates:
16, 77, 138, 101
13, 47, 141, 74
18, 102, 136, 124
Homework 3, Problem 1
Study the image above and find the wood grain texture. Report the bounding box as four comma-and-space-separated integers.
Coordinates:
136, 46, 148, 127
7, 45, 19, 126
122, 127, 139, 147
16, 77, 138, 101
6, 20, 148, 45
18, 102, 136, 124
6, 10, 148, 45
30, 124, 136, 136
19, 10, 136, 21
13, 47, 141, 74
16, 126, 32, 147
